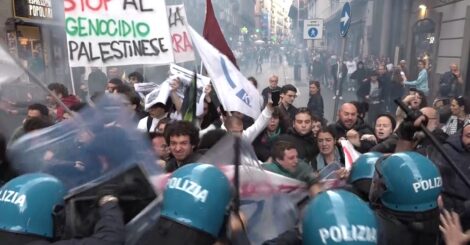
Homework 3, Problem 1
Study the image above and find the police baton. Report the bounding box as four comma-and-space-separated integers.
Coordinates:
395, 99, 470, 190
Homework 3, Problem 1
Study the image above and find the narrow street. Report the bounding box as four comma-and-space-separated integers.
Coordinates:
241, 60, 356, 123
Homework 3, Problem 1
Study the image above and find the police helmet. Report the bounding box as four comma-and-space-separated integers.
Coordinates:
160, 163, 232, 237
0, 173, 66, 238
303, 189, 377, 245
369, 151, 442, 212
348, 152, 383, 184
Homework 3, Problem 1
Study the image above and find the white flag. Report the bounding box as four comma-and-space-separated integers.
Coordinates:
187, 26, 261, 119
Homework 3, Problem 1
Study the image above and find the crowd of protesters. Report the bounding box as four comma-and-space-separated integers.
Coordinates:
0, 52, 470, 244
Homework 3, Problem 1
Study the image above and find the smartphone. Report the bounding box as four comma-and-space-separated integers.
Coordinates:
271, 90, 281, 106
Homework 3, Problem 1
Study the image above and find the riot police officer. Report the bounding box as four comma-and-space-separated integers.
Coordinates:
369, 151, 442, 244
303, 189, 378, 244
136, 163, 233, 245
0, 173, 124, 245
348, 152, 383, 201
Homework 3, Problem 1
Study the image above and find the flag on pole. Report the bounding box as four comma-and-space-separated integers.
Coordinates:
203, 0, 238, 69
182, 72, 198, 124
188, 26, 261, 119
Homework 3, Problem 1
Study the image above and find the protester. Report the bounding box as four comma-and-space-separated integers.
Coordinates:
164, 121, 200, 172
278, 84, 298, 129
253, 107, 285, 162
370, 114, 398, 153
262, 140, 315, 184
431, 121, 470, 232
307, 80, 324, 120
404, 59, 429, 95
46, 83, 81, 121
128, 71, 145, 85
87, 67, 108, 97
439, 64, 463, 98
442, 96, 469, 135
261, 75, 282, 107
395, 89, 428, 128
311, 115, 323, 137
277, 108, 318, 167
137, 103, 169, 133
331, 58, 348, 100
358, 71, 385, 125
149, 132, 170, 168
389, 66, 405, 113
328, 102, 375, 153
314, 127, 344, 171
106, 78, 124, 94
8, 103, 50, 145
222, 102, 273, 143
350, 61, 369, 99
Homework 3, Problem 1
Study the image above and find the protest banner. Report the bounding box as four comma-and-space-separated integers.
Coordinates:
169, 63, 210, 88
340, 139, 362, 170
167, 5, 195, 63
64, 0, 174, 67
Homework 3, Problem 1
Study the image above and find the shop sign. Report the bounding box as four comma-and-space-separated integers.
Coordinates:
14, 0, 54, 19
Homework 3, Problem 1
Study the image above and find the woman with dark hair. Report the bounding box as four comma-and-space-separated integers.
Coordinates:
253, 107, 286, 162
442, 96, 469, 135
370, 114, 399, 153
314, 127, 344, 171
350, 61, 368, 95
307, 80, 324, 120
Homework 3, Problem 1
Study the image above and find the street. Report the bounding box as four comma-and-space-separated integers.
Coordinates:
241, 60, 356, 124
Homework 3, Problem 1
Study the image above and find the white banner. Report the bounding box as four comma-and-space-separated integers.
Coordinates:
167, 5, 195, 63
64, 0, 174, 67
188, 26, 261, 119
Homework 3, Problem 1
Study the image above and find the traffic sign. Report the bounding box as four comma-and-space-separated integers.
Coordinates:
340, 2, 351, 37
303, 19, 323, 40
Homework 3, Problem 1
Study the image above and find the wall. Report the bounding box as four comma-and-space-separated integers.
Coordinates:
433, 0, 470, 74
0, 0, 12, 36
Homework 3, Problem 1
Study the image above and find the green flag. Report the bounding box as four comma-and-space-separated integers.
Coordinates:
183, 72, 198, 124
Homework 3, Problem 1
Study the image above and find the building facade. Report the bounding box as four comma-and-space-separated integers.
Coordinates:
402, 0, 470, 97
1, 0, 70, 89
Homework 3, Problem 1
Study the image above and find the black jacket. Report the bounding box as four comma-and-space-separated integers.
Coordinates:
376, 208, 440, 245
307, 93, 324, 120
26, 202, 125, 245
328, 120, 375, 153
357, 80, 384, 103
430, 130, 470, 230
350, 62, 368, 82
277, 129, 318, 167
370, 134, 399, 154
165, 152, 202, 173
278, 104, 297, 131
